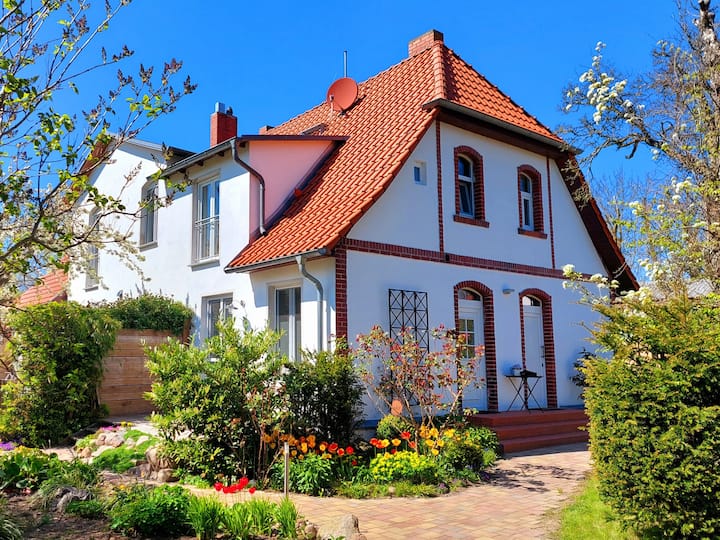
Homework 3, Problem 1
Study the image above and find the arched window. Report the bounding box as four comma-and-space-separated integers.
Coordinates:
454, 147, 487, 226
517, 165, 545, 237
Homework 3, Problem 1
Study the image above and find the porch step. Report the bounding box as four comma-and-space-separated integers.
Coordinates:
468, 408, 589, 454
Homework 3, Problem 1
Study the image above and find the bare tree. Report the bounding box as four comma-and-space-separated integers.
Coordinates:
0, 1, 194, 308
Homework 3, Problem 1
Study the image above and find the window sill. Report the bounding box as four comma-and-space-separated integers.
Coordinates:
138, 241, 158, 251
84, 285, 99, 292
453, 215, 489, 228
190, 258, 220, 270
517, 228, 547, 239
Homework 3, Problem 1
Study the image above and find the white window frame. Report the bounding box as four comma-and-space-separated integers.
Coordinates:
85, 208, 100, 290
458, 155, 474, 217
193, 176, 221, 263
520, 173, 534, 230
413, 160, 427, 185
270, 283, 302, 361
203, 294, 233, 339
139, 182, 158, 247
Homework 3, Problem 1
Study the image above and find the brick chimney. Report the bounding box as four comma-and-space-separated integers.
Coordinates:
408, 29, 444, 57
210, 102, 237, 146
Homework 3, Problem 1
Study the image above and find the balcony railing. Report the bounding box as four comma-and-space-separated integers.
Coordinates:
193, 216, 219, 262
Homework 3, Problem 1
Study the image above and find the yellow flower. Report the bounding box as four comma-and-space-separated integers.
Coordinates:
262, 433, 273, 443
380, 439, 390, 448
291, 450, 297, 457
431, 448, 439, 456
319, 443, 327, 451
429, 427, 439, 438
444, 428, 455, 438
391, 438, 401, 447
300, 442, 308, 453
436, 439, 445, 448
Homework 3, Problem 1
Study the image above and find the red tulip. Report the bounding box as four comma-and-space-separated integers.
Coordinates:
249, 486, 256, 494
214, 482, 223, 491
346, 446, 354, 455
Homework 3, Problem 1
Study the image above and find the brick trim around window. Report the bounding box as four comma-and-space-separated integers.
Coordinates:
517, 164, 545, 238
454, 146, 488, 227
454, 281, 498, 411
518, 288, 557, 409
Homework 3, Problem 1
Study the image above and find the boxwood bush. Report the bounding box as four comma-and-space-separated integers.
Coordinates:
585, 293, 720, 538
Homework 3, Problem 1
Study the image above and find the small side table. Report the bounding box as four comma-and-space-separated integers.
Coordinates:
505, 374, 543, 411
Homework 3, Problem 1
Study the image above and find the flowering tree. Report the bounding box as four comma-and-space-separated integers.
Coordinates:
354, 325, 484, 436
0, 0, 194, 309
561, 0, 720, 293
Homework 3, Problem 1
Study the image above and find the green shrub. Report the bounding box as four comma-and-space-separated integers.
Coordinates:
98, 293, 193, 336
107, 484, 191, 537
36, 459, 100, 510
0, 447, 61, 491
284, 347, 364, 444
222, 503, 252, 540
187, 495, 224, 540
271, 452, 334, 496
147, 319, 287, 480
369, 451, 439, 484
65, 499, 106, 519
245, 498, 276, 536
440, 427, 498, 473
375, 415, 414, 440
336, 479, 440, 498
0, 497, 22, 540
586, 294, 720, 538
0, 302, 119, 446
274, 497, 299, 539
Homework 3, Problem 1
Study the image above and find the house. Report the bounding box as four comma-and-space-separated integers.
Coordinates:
68, 30, 636, 421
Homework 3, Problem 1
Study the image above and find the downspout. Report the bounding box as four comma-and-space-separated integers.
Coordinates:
296, 255, 324, 352
231, 138, 267, 236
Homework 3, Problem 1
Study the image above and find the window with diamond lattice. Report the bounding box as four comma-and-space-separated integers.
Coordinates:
388, 289, 429, 350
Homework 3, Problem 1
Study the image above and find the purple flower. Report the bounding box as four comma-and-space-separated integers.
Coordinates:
0, 441, 16, 451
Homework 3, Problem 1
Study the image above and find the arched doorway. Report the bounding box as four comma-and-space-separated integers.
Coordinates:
521, 295, 547, 408
457, 288, 487, 411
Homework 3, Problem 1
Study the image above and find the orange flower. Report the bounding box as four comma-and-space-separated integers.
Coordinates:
337, 448, 345, 456
408, 441, 417, 449
319, 442, 327, 451
391, 438, 401, 447
307, 434, 317, 448
328, 442, 339, 453
300, 442, 308, 453
400, 431, 411, 440
380, 439, 390, 448
369, 438, 379, 447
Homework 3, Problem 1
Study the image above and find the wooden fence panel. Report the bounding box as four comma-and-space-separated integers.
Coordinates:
97, 329, 173, 416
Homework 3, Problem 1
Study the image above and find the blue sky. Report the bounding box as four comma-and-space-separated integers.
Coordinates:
86, 1, 683, 177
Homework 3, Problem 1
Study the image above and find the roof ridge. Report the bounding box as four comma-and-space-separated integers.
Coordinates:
431, 42, 448, 101
444, 46, 558, 138
270, 47, 436, 134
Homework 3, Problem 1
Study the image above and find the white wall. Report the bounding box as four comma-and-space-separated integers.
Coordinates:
345, 250, 597, 419
69, 142, 254, 342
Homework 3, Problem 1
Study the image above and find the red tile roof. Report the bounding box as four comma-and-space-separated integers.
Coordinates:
225, 35, 567, 271
16, 270, 68, 307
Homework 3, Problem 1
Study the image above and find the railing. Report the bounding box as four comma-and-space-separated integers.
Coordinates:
193, 216, 219, 262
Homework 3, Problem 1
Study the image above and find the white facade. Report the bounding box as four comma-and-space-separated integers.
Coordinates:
68, 113, 617, 422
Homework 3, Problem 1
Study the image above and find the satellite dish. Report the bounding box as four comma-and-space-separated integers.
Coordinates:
326, 77, 358, 113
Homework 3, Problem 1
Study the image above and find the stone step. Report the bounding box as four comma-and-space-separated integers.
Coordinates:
501, 431, 589, 454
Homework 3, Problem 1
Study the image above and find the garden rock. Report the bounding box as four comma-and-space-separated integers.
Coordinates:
145, 445, 172, 470
78, 447, 93, 458
154, 468, 176, 482
95, 431, 125, 448
52, 487, 93, 514
91, 444, 114, 458
296, 519, 319, 540
318, 514, 365, 540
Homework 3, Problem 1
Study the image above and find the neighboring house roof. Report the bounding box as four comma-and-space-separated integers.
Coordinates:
221, 31, 635, 289
16, 270, 68, 307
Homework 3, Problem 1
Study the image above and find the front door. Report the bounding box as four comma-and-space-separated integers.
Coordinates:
523, 301, 547, 408
458, 298, 487, 411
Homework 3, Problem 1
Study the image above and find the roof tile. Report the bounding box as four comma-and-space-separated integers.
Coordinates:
227, 41, 562, 269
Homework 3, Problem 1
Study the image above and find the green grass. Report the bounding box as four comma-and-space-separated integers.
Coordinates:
555, 476, 637, 540
335, 480, 441, 498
